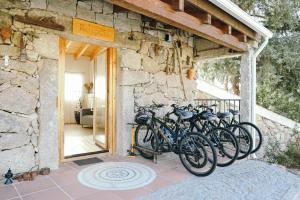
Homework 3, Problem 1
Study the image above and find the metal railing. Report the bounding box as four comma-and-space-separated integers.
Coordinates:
194, 99, 241, 121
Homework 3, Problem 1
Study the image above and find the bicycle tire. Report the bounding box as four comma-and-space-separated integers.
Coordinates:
239, 122, 263, 154
179, 132, 217, 177
134, 124, 159, 160
226, 124, 253, 160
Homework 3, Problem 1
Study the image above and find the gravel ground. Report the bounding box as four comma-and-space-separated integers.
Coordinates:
137, 160, 300, 200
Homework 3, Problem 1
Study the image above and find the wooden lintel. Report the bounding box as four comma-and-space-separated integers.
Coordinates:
15, 15, 65, 31
74, 44, 90, 60
109, 0, 248, 52
186, 0, 258, 41
171, 0, 184, 11
65, 40, 72, 50
195, 48, 242, 61
90, 47, 107, 60
199, 13, 211, 24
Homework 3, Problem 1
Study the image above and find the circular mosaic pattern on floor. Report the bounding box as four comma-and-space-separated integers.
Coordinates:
78, 162, 156, 190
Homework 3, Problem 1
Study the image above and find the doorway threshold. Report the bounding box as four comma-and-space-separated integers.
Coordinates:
64, 149, 109, 159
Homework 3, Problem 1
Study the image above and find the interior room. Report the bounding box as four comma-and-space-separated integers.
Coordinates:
63, 40, 108, 158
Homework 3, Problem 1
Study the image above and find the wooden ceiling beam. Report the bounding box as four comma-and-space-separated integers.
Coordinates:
199, 13, 212, 24
109, 0, 248, 51
186, 0, 258, 41
65, 40, 73, 51
171, 0, 184, 11
74, 44, 90, 60
212, 19, 232, 35
194, 47, 242, 62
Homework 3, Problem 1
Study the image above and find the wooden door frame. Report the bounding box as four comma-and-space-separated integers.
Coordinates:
58, 38, 117, 162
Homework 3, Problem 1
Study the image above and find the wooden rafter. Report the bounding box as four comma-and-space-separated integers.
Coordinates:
212, 19, 232, 35
171, 0, 184, 11
199, 13, 212, 24
65, 40, 73, 50
74, 44, 90, 60
195, 47, 242, 61
109, 0, 248, 51
185, 0, 258, 40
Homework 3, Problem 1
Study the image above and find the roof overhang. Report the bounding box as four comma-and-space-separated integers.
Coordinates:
208, 0, 273, 38
109, 0, 272, 52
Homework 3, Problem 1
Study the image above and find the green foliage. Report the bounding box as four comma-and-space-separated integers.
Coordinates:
265, 129, 300, 169
199, 0, 300, 122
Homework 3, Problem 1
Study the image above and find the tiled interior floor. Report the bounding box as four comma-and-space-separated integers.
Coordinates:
1, 155, 192, 200
64, 124, 105, 156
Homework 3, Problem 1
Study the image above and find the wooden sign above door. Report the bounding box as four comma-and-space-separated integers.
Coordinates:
73, 19, 115, 42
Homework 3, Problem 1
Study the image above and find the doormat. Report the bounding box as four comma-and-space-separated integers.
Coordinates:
78, 162, 156, 190
73, 157, 103, 166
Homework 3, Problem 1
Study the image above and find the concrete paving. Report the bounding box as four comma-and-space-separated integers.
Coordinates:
137, 160, 300, 200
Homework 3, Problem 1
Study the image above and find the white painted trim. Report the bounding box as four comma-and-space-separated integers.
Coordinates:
197, 80, 300, 130
208, 0, 273, 38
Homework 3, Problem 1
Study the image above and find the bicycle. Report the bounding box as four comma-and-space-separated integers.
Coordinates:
134, 103, 217, 176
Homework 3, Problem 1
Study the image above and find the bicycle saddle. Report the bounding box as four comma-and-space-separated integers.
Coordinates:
199, 111, 218, 121
217, 112, 232, 119
175, 109, 193, 120
229, 109, 240, 115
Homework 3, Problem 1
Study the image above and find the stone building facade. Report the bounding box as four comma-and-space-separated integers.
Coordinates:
0, 0, 200, 174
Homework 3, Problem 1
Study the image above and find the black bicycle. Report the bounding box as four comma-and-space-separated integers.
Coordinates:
171, 104, 239, 167
228, 109, 263, 154
197, 105, 253, 160
134, 103, 217, 176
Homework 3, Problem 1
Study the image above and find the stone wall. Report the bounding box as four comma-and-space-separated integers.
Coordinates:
0, 0, 199, 174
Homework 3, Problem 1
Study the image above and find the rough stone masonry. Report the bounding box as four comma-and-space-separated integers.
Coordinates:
0, 0, 200, 175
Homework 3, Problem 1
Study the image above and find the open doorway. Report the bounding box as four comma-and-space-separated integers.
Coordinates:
61, 40, 110, 158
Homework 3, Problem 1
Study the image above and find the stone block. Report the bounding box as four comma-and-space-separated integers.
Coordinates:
103, 2, 113, 14
138, 41, 151, 55
92, 0, 103, 12
114, 18, 131, 32
130, 19, 142, 32
30, 0, 47, 9
167, 75, 180, 88
121, 49, 141, 70
33, 34, 59, 59
128, 12, 141, 21
38, 59, 59, 170
0, 111, 31, 133
0, 70, 16, 85
154, 71, 167, 85
0, 145, 35, 175
0, 133, 30, 150
0, 87, 38, 115
144, 83, 157, 95
48, 0, 77, 17
0, 11, 12, 28
167, 87, 184, 99
77, 1, 95, 22
115, 33, 141, 51
95, 13, 113, 27
142, 56, 163, 74
11, 74, 39, 97
0, 59, 37, 75
0, 45, 20, 58
119, 70, 150, 86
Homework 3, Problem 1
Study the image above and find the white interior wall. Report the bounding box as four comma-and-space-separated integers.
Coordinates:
64, 55, 93, 123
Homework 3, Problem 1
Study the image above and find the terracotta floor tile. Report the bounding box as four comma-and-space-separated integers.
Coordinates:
50, 169, 80, 186
113, 187, 154, 200
0, 185, 19, 200
15, 176, 56, 196
50, 164, 76, 176
22, 188, 70, 200
61, 182, 99, 199
77, 190, 122, 200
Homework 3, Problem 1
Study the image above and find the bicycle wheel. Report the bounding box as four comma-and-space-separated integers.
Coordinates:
239, 122, 263, 154
227, 124, 253, 160
134, 124, 158, 159
206, 127, 239, 167
179, 132, 217, 177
